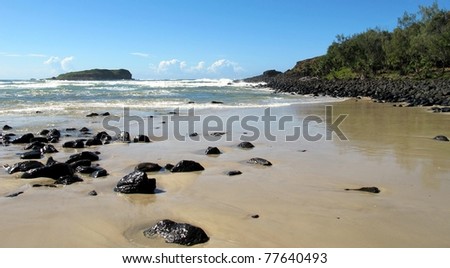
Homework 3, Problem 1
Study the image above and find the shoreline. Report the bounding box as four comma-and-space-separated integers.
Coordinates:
1, 99, 450, 247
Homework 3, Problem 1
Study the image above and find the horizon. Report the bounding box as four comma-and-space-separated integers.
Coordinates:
1, 0, 449, 80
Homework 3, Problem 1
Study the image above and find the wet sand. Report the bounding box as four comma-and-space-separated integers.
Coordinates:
0, 100, 449, 247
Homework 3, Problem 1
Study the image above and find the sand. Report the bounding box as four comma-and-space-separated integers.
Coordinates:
0, 99, 449, 247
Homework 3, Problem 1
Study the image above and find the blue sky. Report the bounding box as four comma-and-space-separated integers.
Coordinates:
0, 0, 448, 80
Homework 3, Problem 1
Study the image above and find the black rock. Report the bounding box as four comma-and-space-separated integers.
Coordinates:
133, 135, 151, 143
114, 170, 156, 194
211, 101, 223, 104
135, 162, 162, 172
95, 131, 112, 141
171, 160, 205, 172
38, 129, 50, 136
11, 133, 34, 144
189, 132, 198, 137
66, 151, 100, 164
345, 187, 381, 194
69, 159, 92, 170
30, 137, 49, 143
238, 141, 255, 149
251, 214, 260, 219
91, 168, 108, 178
227, 170, 242, 176
88, 190, 98, 196
20, 150, 43, 160
86, 113, 99, 117
41, 144, 59, 154
143, 219, 209, 246
164, 163, 174, 171
24, 141, 45, 150
79, 127, 90, 132
210, 132, 226, 137
75, 165, 102, 174
85, 138, 103, 146
101, 112, 110, 116
63, 140, 85, 148
117, 131, 131, 142
3, 160, 45, 174
21, 163, 74, 180
433, 135, 449, 142
247, 157, 272, 166
205, 146, 221, 155
2, 125, 13, 130
441, 107, 450, 113
66, 128, 77, 131
5, 191, 24, 198
54, 175, 83, 185
46, 129, 61, 141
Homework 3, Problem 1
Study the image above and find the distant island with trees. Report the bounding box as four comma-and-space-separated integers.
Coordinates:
53, 69, 132, 81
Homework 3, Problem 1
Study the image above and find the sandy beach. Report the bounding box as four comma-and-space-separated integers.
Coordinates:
1, 99, 449, 248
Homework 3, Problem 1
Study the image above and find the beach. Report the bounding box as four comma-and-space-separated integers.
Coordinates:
1, 94, 449, 247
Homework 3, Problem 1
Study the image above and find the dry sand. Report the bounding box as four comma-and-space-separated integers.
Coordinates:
0, 99, 449, 247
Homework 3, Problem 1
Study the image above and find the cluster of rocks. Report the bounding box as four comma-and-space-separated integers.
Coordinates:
244, 74, 450, 107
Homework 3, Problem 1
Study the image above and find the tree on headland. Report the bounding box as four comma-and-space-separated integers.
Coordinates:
288, 2, 450, 80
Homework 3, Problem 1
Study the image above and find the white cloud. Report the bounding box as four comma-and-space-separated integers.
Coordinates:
44, 56, 75, 73
207, 59, 243, 73
131, 52, 150, 58
153, 58, 243, 78
1, 52, 47, 58
60, 56, 74, 71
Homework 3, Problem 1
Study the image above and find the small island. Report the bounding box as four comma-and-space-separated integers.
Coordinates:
53, 69, 132, 81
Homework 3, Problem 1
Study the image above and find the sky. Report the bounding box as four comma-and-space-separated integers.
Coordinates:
0, 0, 448, 80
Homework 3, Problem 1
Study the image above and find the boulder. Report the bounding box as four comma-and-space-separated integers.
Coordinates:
433, 135, 449, 142
41, 144, 59, 154
135, 162, 162, 172
3, 160, 45, 174
133, 135, 151, 143
54, 175, 83, 185
85, 138, 103, 146
171, 160, 205, 172
247, 157, 272, 166
69, 159, 92, 170
63, 140, 85, 148
21, 163, 74, 180
46, 129, 61, 141
66, 151, 100, 164
114, 170, 156, 194
117, 131, 131, 142
2, 125, 13, 131
227, 170, 242, 176
20, 150, 43, 160
30, 137, 49, 143
75, 165, 102, 174
91, 168, 108, 178
11, 133, 34, 144
205, 146, 221, 155
143, 219, 209, 246
238, 141, 255, 149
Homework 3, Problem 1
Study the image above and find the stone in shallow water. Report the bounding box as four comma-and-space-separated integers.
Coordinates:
114, 170, 156, 194
91, 168, 108, 178
205, 146, 221, 155
54, 175, 83, 185
226, 170, 242, 176
66, 151, 100, 164
247, 157, 272, 166
143, 219, 209, 246
20, 150, 43, 160
11, 133, 34, 144
345, 187, 381, 194
21, 163, 74, 180
135, 162, 162, 172
4, 160, 44, 174
433, 135, 449, 142
237, 141, 255, 149
171, 160, 204, 172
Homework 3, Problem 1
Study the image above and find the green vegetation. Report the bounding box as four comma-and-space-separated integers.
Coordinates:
287, 2, 450, 79
55, 69, 132, 80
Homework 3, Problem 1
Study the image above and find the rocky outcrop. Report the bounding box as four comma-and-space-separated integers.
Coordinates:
244, 72, 450, 107
143, 219, 209, 246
